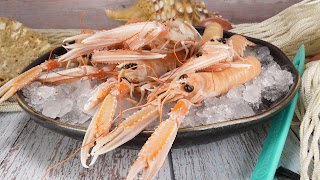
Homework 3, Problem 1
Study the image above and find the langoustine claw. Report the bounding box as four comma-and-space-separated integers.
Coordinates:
83, 78, 117, 111
88, 105, 159, 166
0, 60, 59, 104
126, 99, 192, 180
227, 35, 256, 57
81, 93, 118, 168
81, 79, 132, 167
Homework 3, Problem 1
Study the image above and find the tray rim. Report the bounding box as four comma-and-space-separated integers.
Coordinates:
16, 29, 300, 144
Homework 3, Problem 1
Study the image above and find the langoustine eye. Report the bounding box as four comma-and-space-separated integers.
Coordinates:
184, 84, 194, 92
121, 63, 138, 70
217, 38, 227, 44
179, 74, 188, 80
196, 52, 203, 58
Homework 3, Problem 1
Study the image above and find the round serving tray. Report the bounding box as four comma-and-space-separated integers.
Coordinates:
16, 27, 300, 149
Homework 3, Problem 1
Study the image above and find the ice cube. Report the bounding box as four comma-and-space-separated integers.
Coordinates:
255, 46, 270, 61
37, 86, 56, 99
60, 107, 83, 123
204, 97, 219, 106
182, 106, 204, 127
227, 85, 245, 99
31, 96, 45, 105
57, 99, 73, 117
29, 81, 42, 89
42, 100, 62, 119
260, 55, 274, 66
243, 84, 261, 104
232, 101, 255, 118
257, 46, 270, 56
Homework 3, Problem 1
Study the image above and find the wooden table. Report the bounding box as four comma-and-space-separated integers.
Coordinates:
0, 1, 302, 179
0, 112, 300, 179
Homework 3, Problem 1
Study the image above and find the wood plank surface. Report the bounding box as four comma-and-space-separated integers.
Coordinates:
0, 120, 172, 180
0, 113, 301, 179
0, 0, 301, 29
0, 112, 30, 164
171, 123, 300, 180
291, 125, 300, 139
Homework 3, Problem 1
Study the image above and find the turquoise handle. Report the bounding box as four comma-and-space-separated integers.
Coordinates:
251, 45, 305, 180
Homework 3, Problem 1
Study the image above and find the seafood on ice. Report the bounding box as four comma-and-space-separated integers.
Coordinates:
0, 20, 261, 179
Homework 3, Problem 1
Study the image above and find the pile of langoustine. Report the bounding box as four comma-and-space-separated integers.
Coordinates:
0, 20, 261, 179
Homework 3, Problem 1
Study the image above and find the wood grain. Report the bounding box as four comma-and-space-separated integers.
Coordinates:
0, 112, 30, 164
0, 0, 301, 29
0, 120, 172, 180
170, 123, 300, 180
0, 113, 301, 179
291, 125, 300, 139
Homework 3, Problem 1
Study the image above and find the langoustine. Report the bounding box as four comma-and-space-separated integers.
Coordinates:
87, 56, 261, 180
79, 23, 259, 179
0, 20, 260, 179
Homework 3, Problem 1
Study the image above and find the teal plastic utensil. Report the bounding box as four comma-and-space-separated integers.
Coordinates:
251, 45, 305, 180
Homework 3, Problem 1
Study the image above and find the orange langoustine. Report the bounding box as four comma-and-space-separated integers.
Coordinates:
106, 0, 233, 30
0, 21, 259, 179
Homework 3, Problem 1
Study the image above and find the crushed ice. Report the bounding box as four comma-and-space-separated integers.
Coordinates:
22, 45, 294, 128
23, 79, 98, 127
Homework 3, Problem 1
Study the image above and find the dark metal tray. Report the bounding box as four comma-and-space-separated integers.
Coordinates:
16, 27, 300, 149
